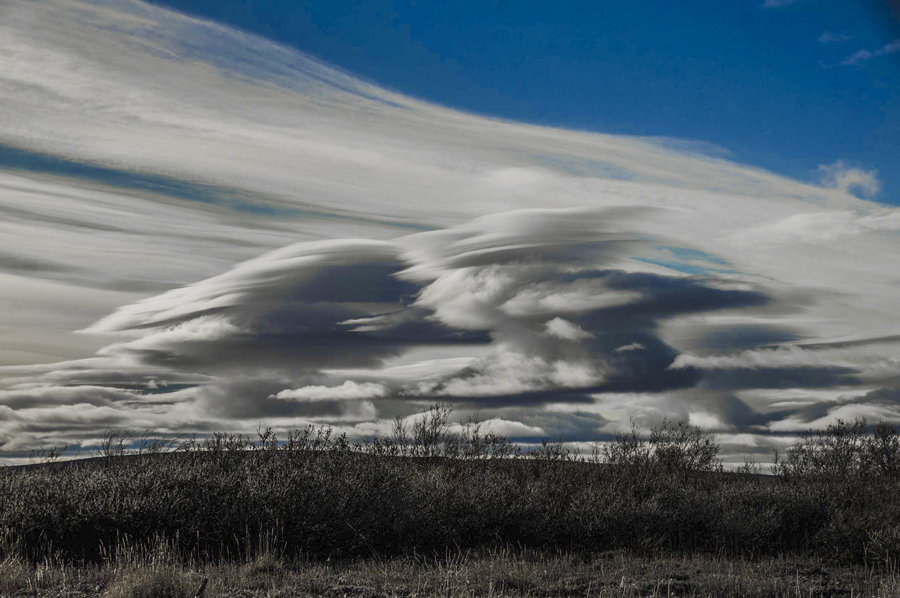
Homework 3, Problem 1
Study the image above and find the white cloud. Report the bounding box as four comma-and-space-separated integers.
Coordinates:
768, 402, 900, 432
670, 343, 875, 372
614, 343, 646, 353
274, 381, 388, 401
841, 39, 900, 66
415, 347, 604, 397
739, 209, 900, 245
687, 411, 729, 431
544, 317, 594, 341
501, 284, 641, 317
816, 160, 881, 198
478, 418, 545, 438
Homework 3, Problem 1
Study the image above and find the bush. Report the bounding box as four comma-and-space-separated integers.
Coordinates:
775, 418, 900, 479
603, 419, 721, 474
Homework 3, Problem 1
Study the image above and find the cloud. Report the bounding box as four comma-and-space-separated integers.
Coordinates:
766, 387, 900, 431
818, 32, 851, 44
80, 240, 476, 379
840, 39, 900, 66
414, 349, 605, 398
545, 317, 594, 341
16, 208, 777, 414
1, 0, 900, 460
615, 342, 646, 352
274, 381, 388, 401
476, 418, 546, 438
672, 345, 858, 371
816, 160, 881, 198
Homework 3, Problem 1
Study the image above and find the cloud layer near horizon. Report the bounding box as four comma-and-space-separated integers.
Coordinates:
1, 0, 899, 464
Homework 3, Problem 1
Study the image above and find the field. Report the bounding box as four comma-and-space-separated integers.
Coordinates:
1, 410, 899, 597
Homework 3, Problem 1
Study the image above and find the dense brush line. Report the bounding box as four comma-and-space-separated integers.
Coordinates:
1, 408, 898, 567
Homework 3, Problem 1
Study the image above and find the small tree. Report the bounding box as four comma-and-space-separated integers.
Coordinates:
650, 419, 721, 474
410, 403, 452, 458
385, 404, 516, 459
456, 411, 515, 459
602, 420, 652, 469
604, 419, 721, 474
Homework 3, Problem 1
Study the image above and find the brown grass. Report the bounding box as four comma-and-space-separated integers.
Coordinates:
1, 547, 898, 597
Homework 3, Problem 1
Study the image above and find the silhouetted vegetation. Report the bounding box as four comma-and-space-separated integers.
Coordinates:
775, 419, 900, 479
1, 408, 898, 572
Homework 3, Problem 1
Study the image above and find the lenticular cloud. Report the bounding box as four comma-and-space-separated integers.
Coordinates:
0, 0, 899, 463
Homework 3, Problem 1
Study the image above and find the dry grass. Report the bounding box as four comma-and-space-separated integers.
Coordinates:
101, 567, 195, 598
0, 548, 898, 597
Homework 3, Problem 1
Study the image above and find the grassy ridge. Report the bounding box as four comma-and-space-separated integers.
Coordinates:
1, 411, 899, 569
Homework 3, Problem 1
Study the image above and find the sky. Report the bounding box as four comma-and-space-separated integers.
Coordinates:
0, 0, 899, 465
146, 0, 900, 203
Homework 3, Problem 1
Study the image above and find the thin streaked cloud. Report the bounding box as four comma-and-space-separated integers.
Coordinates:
818, 32, 852, 44
841, 39, 900, 66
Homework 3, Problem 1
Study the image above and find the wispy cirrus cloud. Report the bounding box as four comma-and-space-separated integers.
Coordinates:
818, 32, 852, 44
841, 39, 900, 66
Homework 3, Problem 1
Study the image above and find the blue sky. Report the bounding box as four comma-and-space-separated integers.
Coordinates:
150, 0, 900, 203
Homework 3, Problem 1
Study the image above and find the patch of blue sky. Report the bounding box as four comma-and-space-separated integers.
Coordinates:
638, 246, 736, 276
0, 144, 292, 216
664, 247, 731, 266
637, 259, 718, 276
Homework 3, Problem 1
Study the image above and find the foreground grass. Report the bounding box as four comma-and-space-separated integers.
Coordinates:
3, 548, 899, 598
